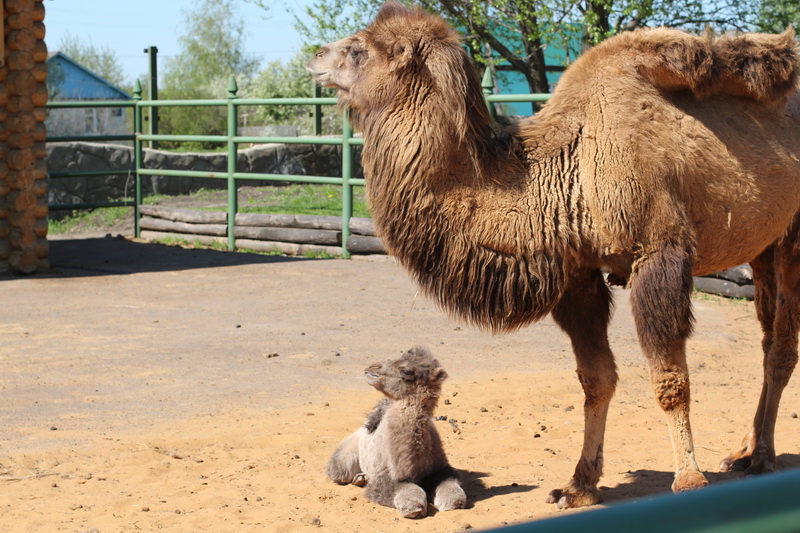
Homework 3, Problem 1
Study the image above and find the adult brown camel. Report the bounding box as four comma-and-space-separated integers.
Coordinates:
308, 2, 800, 509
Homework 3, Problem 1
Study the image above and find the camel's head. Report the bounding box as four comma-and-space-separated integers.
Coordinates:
364, 346, 447, 401
307, 2, 469, 123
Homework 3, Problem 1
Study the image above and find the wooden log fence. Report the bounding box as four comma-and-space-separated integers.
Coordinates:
138, 205, 754, 298
138, 205, 385, 256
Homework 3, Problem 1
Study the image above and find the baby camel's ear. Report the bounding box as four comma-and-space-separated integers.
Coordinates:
432, 367, 448, 384
389, 37, 415, 70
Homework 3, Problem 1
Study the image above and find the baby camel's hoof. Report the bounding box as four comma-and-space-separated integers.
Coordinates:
545, 487, 602, 509
352, 473, 367, 487
399, 505, 427, 519
433, 478, 467, 511
672, 469, 709, 493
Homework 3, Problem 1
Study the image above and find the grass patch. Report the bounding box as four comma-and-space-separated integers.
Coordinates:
48, 184, 371, 235
237, 247, 285, 256
302, 249, 337, 259
238, 184, 370, 217
152, 236, 192, 247
48, 205, 132, 234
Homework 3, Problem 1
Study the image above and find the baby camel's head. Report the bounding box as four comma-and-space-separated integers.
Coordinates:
365, 346, 447, 401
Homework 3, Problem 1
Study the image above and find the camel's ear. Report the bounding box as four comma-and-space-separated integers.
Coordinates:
389, 37, 415, 70
432, 367, 448, 384
781, 25, 796, 45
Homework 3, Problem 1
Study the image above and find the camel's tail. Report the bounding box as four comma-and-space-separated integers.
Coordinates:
628, 27, 798, 103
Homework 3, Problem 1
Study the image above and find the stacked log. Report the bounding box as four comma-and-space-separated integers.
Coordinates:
693, 264, 754, 300
138, 206, 754, 299
0, 0, 49, 274
138, 205, 386, 257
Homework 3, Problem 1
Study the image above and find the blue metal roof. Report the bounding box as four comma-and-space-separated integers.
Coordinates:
46, 52, 131, 101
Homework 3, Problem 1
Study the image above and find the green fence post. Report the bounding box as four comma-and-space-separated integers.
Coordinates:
133, 80, 143, 238
227, 76, 239, 251
144, 46, 158, 149
482, 67, 497, 121
341, 111, 353, 259
313, 83, 323, 136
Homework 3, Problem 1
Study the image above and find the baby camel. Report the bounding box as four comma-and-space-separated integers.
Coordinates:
327, 346, 466, 518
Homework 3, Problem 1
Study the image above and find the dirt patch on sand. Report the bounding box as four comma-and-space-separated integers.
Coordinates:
1, 237, 799, 532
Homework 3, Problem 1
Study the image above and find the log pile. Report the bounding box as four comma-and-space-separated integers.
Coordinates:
139, 206, 754, 299
0, 0, 49, 274
694, 264, 754, 300
138, 205, 386, 257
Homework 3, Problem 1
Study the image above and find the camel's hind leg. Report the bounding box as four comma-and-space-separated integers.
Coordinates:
630, 243, 708, 493
721, 224, 800, 474
546, 269, 618, 509
326, 428, 365, 485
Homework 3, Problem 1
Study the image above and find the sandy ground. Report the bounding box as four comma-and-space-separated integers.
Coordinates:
1, 236, 799, 532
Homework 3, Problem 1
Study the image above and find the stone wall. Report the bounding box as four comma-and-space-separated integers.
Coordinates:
0, 0, 48, 274
46, 141, 364, 207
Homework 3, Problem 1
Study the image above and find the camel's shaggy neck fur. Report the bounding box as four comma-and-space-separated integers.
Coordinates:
357, 7, 587, 332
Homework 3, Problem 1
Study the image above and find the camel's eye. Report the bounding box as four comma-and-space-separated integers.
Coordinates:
400, 367, 416, 382
350, 47, 367, 66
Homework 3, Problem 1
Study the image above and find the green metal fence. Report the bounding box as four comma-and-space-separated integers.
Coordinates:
46, 98, 138, 212
46, 73, 551, 258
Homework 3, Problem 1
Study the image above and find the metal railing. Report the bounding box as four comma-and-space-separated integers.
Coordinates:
46, 98, 138, 212
46, 73, 550, 257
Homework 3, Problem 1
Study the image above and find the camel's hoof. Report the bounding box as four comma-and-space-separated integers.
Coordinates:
720, 447, 775, 475
719, 454, 750, 472
672, 469, 709, 493
352, 473, 367, 487
400, 506, 427, 519
545, 487, 602, 509
744, 453, 777, 476
721, 432, 757, 472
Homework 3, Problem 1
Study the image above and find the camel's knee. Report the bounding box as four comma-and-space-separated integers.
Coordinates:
651, 368, 691, 413
576, 365, 618, 408
767, 348, 799, 386
433, 477, 466, 511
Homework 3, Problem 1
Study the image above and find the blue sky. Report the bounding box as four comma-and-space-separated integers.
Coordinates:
43, 0, 312, 85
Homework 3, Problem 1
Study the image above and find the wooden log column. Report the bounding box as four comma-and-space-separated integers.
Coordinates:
1, 0, 48, 274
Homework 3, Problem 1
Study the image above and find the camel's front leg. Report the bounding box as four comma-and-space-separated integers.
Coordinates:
547, 269, 618, 509
721, 234, 800, 474
365, 476, 428, 518
630, 243, 708, 493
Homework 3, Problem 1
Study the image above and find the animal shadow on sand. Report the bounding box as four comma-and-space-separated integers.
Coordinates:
603, 453, 800, 503
458, 470, 537, 506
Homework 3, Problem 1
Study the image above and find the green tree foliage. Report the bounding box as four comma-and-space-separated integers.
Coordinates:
242, 52, 340, 135
51, 32, 127, 95
159, 0, 260, 150
286, 0, 759, 94
753, 0, 800, 32
292, 0, 378, 46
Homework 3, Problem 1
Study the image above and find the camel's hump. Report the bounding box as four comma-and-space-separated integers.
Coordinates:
597, 27, 799, 103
